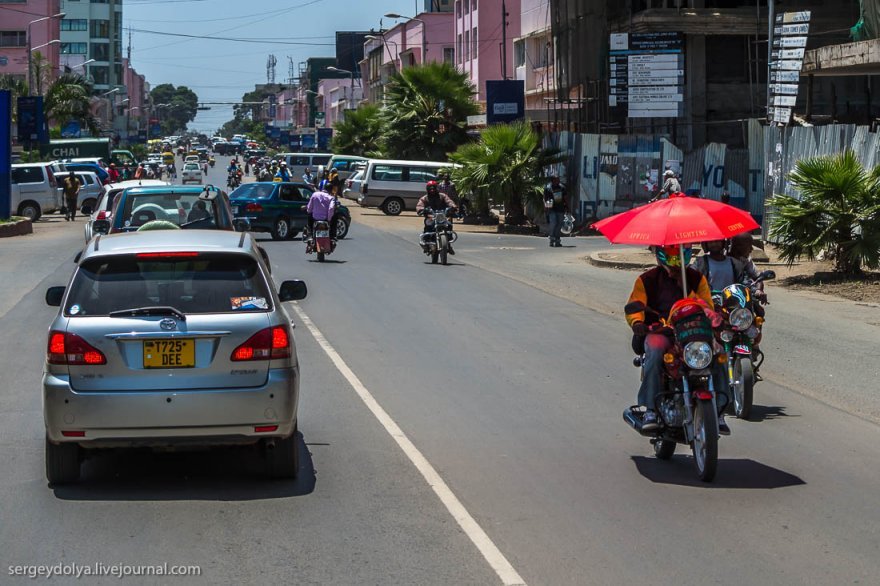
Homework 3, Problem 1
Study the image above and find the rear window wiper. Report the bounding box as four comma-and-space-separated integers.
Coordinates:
108, 306, 187, 321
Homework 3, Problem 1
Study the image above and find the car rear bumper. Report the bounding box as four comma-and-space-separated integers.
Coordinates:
43, 366, 299, 447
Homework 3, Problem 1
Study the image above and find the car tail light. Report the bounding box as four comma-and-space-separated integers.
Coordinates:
254, 425, 278, 433
245, 203, 263, 213
47, 331, 107, 365
96, 210, 109, 220
231, 326, 290, 361
61, 430, 86, 438
346, 180, 352, 188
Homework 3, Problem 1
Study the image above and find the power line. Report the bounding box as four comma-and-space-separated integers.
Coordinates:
129, 27, 336, 45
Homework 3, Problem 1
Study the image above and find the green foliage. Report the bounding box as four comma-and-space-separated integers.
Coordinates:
0, 75, 29, 123
44, 73, 100, 136
769, 150, 880, 274
129, 143, 148, 161
330, 104, 383, 156
150, 84, 199, 135
449, 120, 564, 224
381, 62, 479, 161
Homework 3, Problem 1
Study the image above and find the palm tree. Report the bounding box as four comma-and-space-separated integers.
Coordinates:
381, 62, 479, 161
44, 73, 100, 136
0, 75, 28, 124
330, 104, 383, 157
449, 120, 564, 225
769, 149, 880, 275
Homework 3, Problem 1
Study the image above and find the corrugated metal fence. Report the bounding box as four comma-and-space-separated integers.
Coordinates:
549, 120, 880, 231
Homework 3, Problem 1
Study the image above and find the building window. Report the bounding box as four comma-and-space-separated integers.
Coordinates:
472, 27, 477, 58
60, 19, 88, 32
91, 0, 109, 3
90, 20, 110, 39
91, 65, 109, 85
90, 43, 109, 61
443, 47, 454, 64
455, 0, 460, 18
61, 43, 88, 55
514, 40, 525, 68
463, 30, 470, 61
0, 31, 26, 48
464, 0, 469, 14
472, 0, 477, 9
456, 34, 461, 63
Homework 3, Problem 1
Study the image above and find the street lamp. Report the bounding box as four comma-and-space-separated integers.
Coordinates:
327, 66, 355, 111
27, 12, 65, 94
385, 12, 426, 65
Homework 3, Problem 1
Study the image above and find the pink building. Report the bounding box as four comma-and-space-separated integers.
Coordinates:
121, 58, 147, 137
360, 11, 454, 104
514, 0, 555, 112
0, 0, 62, 90
454, 0, 521, 103
316, 77, 363, 128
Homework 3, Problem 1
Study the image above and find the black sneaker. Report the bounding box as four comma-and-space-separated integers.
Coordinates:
641, 410, 660, 432
718, 414, 731, 435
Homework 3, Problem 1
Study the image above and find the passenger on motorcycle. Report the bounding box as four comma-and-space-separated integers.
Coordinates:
306, 180, 338, 240
626, 245, 731, 434
416, 180, 457, 254
693, 239, 766, 301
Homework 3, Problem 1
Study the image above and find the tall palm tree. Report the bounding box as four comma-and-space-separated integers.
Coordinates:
449, 120, 564, 225
0, 75, 28, 124
381, 62, 479, 161
44, 73, 100, 136
330, 104, 383, 157
769, 149, 880, 275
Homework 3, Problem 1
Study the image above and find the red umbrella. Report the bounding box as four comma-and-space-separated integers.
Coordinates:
592, 196, 759, 246
592, 197, 760, 295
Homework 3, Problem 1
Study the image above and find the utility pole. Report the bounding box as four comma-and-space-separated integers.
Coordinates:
501, 0, 508, 80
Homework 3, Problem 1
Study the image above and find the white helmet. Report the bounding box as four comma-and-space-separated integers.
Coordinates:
664, 169, 676, 178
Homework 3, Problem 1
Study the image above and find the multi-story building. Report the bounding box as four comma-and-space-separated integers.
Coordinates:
316, 77, 363, 128
121, 57, 146, 138
514, 0, 555, 116
454, 0, 521, 104
0, 0, 62, 89
59, 0, 123, 92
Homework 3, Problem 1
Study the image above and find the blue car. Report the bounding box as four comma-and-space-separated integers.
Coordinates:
64, 162, 109, 184
229, 182, 350, 241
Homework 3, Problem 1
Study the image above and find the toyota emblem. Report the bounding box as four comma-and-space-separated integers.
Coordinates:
159, 318, 177, 331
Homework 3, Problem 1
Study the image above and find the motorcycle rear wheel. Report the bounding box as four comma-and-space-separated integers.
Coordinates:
431, 251, 438, 264
654, 440, 676, 460
692, 400, 718, 482
733, 357, 754, 420
317, 251, 325, 262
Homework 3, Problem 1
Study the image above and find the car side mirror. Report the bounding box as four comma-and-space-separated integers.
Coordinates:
279, 280, 307, 302
81, 205, 92, 215
233, 218, 251, 232
46, 286, 65, 307
760, 270, 776, 281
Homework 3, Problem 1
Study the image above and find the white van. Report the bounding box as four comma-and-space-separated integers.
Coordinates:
358, 159, 454, 215
327, 154, 368, 181
11, 163, 62, 221
280, 152, 332, 181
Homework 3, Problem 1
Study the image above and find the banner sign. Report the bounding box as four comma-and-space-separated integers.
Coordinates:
17, 96, 47, 145
317, 127, 333, 151
486, 80, 525, 124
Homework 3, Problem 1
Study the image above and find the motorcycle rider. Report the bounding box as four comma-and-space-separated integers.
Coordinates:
416, 180, 457, 255
626, 244, 731, 434
306, 180, 338, 242
275, 161, 291, 182
659, 169, 682, 199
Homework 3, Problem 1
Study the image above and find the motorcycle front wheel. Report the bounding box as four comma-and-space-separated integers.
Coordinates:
438, 234, 448, 265
317, 251, 325, 262
654, 440, 676, 460
691, 399, 718, 482
733, 357, 755, 420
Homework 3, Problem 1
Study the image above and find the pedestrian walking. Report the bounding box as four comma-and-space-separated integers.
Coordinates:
245, 161, 250, 176
62, 171, 81, 221
543, 175, 568, 247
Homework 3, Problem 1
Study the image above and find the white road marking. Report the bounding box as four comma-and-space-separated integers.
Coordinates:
291, 304, 527, 586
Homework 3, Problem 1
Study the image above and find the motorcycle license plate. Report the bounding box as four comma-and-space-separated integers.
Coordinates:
315, 230, 329, 238
143, 339, 195, 369
734, 345, 751, 355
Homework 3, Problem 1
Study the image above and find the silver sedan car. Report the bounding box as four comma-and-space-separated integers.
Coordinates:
43, 230, 307, 484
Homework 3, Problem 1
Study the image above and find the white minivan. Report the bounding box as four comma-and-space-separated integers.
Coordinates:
11, 163, 63, 221
280, 153, 332, 181
357, 159, 454, 215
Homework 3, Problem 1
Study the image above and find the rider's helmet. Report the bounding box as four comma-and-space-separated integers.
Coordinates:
655, 244, 693, 268
700, 239, 730, 254
664, 169, 676, 178
426, 180, 439, 195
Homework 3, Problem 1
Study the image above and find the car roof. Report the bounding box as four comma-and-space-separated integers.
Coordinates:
82, 230, 259, 260
123, 185, 219, 195
105, 179, 169, 190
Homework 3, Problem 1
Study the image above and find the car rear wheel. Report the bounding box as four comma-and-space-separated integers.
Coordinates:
45, 437, 80, 485
266, 427, 299, 480
18, 201, 41, 222
335, 216, 350, 239
272, 217, 291, 240
80, 198, 97, 213
382, 197, 404, 216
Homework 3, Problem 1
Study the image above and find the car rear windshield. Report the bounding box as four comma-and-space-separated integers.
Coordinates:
65, 253, 271, 316
119, 192, 226, 230
230, 183, 275, 199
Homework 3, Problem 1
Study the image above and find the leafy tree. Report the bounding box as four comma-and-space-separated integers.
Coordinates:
0, 75, 28, 124
150, 84, 199, 134
449, 120, 564, 225
44, 73, 100, 136
769, 149, 880, 275
330, 104, 383, 156
381, 62, 479, 161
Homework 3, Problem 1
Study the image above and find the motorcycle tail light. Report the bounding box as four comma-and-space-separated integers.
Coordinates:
694, 390, 713, 400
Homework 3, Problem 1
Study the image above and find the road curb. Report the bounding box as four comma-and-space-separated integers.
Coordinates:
587, 251, 655, 270
0, 218, 33, 238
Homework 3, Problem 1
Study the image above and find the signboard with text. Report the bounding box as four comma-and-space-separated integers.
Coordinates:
609, 33, 685, 118
17, 96, 47, 145
769, 11, 810, 124
486, 80, 525, 124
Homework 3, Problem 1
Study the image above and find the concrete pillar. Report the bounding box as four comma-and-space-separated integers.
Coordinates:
686, 33, 706, 150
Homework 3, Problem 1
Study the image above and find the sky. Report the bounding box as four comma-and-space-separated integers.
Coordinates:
123, 0, 425, 133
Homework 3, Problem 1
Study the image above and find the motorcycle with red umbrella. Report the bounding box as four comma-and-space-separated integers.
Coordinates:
593, 194, 760, 482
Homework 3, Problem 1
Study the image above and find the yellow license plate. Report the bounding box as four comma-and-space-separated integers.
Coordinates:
143, 339, 195, 369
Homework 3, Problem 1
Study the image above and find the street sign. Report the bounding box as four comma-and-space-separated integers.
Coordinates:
775, 10, 811, 23
772, 48, 806, 60
771, 70, 801, 83
773, 36, 808, 48
768, 12, 810, 125
775, 23, 810, 36
772, 60, 804, 71
314, 111, 325, 128
771, 83, 800, 95
771, 107, 792, 124
772, 95, 797, 107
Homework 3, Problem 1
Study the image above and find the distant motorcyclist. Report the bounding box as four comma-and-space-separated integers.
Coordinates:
416, 180, 457, 255
654, 169, 682, 200
306, 180, 338, 240
625, 244, 731, 434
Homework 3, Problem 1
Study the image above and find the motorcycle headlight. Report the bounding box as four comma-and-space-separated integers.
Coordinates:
720, 330, 735, 342
729, 308, 754, 331
683, 341, 713, 370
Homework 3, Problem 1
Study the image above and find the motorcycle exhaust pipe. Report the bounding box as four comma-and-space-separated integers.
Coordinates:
622, 409, 654, 437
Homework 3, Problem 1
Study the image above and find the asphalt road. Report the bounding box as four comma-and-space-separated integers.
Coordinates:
1, 156, 878, 585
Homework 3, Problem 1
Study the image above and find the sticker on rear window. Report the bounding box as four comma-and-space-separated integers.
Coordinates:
69, 304, 81, 315
231, 296, 268, 310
